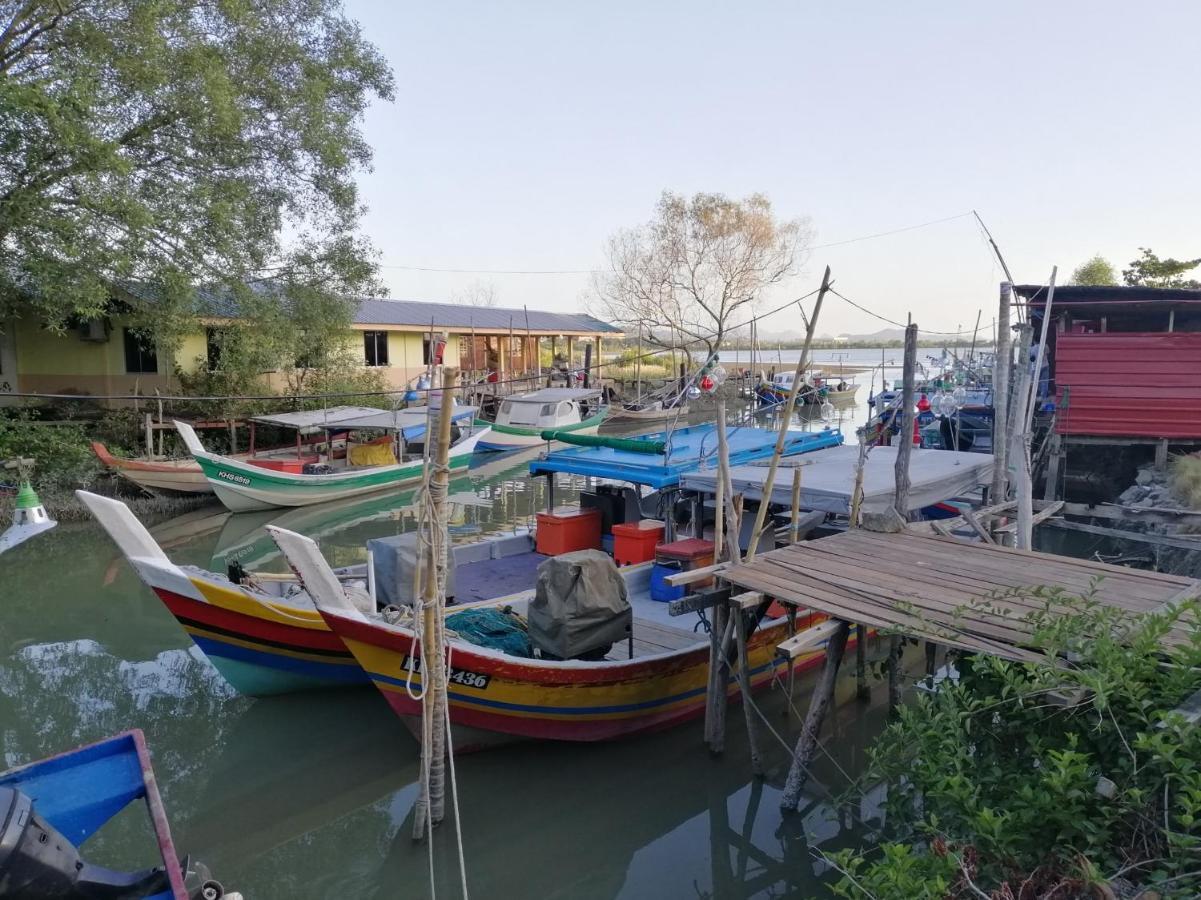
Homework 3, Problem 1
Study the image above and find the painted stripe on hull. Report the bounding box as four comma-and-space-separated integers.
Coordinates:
323, 610, 843, 743
151, 587, 366, 695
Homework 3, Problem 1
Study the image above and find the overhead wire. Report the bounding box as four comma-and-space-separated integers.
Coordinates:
373, 211, 977, 275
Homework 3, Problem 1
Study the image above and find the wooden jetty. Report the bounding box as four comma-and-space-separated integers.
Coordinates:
706, 527, 1201, 809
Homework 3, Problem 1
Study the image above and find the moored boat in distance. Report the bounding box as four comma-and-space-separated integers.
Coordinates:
475, 387, 608, 451
174, 406, 489, 511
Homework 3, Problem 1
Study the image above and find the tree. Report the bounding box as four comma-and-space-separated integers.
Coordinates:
1122, 248, 1201, 289
590, 192, 811, 354
1069, 254, 1117, 286
0, 0, 394, 348
452, 280, 498, 307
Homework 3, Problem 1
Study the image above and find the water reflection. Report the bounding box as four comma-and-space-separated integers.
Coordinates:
1, 395, 890, 899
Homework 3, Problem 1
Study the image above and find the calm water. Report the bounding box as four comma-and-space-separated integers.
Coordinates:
0, 402, 895, 899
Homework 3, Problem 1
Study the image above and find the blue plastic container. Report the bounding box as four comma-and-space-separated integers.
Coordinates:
650, 562, 685, 603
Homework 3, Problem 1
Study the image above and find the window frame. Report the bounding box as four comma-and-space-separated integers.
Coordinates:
363, 331, 389, 367
123, 327, 159, 375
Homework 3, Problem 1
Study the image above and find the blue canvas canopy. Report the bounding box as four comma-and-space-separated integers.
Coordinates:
528, 424, 844, 489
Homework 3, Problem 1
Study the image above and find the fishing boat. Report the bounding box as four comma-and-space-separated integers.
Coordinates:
0, 461, 56, 554
268, 524, 847, 751
91, 405, 387, 495
91, 442, 214, 494
607, 397, 689, 422
824, 381, 860, 405
475, 387, 608, 451
79, 490, 371, 695
174, 406, 489, 512
755, 371, 820, 406
0, 729, 234, 899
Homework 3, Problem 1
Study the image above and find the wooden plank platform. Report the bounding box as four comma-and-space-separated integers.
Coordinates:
611, 618, 704, 659
721, 530, 1200, 663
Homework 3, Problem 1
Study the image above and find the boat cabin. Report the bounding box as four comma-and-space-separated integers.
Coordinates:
494, 388, 604, 430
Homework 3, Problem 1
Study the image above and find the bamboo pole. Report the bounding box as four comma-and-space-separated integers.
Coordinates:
855, 623, 870, 701
707, 400, 740, 754
887, 323, 918, 715
744, 266, 831, 563
704, 457, 725, 746
990, 283, 1013, 506
1010, 324, 1035, 550
780, 620, 850, 810
1025, 268, 1057, 437
789, 466, 803, 543
412, 366, 459, 840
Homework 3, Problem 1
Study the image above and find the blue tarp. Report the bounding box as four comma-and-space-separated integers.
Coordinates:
528, 423, 844, 488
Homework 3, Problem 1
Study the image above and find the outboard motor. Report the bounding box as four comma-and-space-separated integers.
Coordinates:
529, 550, 632, 661
0, 787, 229, 900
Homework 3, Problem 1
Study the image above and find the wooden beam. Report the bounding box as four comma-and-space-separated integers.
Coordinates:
1044, 519, 1201, 552
993, 501, 1063, 534
775, 619, 843, 660
1061, 502, 1201, 526
732, 590, 765, 610
667, 587, 730, 617
664, 563, 726, 587
780, 620, 850, 810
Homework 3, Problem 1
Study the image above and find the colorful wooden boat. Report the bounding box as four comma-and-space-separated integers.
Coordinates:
79, 490, 368, 695
0, 729, 231, 899
269, 525, 844, 752
607, 398, 690, 422
475, 387, 608, 451
91, 441, 214, 494
174, 407, 490, 512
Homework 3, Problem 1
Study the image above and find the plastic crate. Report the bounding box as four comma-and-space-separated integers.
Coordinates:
611, 520, 664, 566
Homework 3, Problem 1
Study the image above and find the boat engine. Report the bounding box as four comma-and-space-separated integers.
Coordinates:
0, 786, 229, 900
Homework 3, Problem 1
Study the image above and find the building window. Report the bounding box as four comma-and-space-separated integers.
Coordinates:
123, 328, 158, 374
363, 331, 389, 367
205, 328, 224, 371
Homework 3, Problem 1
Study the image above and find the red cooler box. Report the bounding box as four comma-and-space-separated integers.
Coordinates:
611, 520, 665, 566
536, 508, 602, 556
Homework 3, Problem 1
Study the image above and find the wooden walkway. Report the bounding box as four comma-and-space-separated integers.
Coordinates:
722, 530, 1201, 663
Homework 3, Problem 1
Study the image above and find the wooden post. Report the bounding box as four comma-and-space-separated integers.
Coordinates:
991, 282, 1012, 506
412, 366, 460, 840
744, 265, 831, 563
582, 341, 593, 389
1043, 432, 1063, 501
1155, 439, 1169, 471
893, 322, 918, 517
855, 623, 870, 701
887, 632, 904, 714
144, 413, 154, 459
925, 641, 938, 689
704, 456, 725, 746
733, 603, 764, 775
707, 400, 741, 755
1010, 324, 1035, 549
789, 467, 803, 543
780, 620, 850, 811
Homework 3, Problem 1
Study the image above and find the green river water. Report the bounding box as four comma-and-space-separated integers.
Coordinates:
1, 402, 896, 899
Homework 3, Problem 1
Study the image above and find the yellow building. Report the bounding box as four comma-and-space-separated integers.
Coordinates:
0, 297, 621, 404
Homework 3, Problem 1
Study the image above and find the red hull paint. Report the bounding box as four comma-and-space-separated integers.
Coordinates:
153, 588, 349, 656
380, 654, 826, 745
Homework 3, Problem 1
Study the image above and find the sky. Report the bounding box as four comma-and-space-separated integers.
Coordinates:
342, 0, 1201, 338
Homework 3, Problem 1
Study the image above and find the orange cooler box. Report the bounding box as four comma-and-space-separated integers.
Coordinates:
611, 520, 665, 566
536, 508, 602, 556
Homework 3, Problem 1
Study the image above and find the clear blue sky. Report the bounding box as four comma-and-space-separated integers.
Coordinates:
343, 0, 1201, 338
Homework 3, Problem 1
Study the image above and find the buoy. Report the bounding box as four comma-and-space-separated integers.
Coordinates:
0, 475, 57, 554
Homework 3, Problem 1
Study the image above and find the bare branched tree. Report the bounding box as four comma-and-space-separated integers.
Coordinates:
590, 192, 812, 354
452, 280, 498, 307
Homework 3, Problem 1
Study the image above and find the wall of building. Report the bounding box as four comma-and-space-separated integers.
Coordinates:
11, 316, 180, 400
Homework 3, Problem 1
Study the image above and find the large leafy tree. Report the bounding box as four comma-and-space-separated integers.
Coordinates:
591, 191, 811, 355
0, 0, 393, 350
1069, 254, 1116, 286
1123, 247, 1201, 290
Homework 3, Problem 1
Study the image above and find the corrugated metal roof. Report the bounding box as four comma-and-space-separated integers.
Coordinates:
352, 299, 620, 334
1017, 284, 1201, 307
1055, 332, 1201, 438
115, 282, 619, 335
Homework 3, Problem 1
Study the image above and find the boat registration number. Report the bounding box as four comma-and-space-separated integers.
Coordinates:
401, 655, 491, 690
217, 471, 251, 486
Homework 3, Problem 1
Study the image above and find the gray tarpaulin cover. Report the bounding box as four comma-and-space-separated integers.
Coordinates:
368, 533, 456, 607
529, 550, 631, 659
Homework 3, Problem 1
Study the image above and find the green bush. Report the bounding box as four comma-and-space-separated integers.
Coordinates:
0, 415, 101, 491
829, 590, 1201, 899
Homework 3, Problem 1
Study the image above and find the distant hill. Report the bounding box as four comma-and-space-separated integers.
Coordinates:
838, 327, 908, 343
